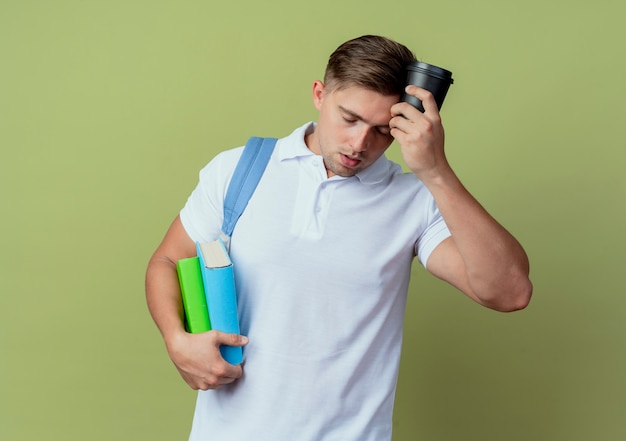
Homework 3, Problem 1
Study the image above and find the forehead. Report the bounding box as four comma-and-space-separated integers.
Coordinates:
328, 86, 399, 124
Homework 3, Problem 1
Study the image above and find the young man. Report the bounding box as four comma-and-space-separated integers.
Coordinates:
145, 35, 532, 440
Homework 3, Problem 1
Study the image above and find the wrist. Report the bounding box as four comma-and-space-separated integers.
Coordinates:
164, 327, 191, 357
161, 317, 188, 347
415, 161, 455, 189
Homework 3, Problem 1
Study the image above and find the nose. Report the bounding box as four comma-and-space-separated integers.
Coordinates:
350, 126, 371, 153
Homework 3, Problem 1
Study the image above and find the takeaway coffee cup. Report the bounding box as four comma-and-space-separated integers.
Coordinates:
402, 62, 454, 112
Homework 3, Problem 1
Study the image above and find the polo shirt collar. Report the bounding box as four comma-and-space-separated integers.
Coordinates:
277, 122, 317, 162
277, 122, 392, 185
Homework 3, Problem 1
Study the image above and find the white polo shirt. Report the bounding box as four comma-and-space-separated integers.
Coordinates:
181, 122, 450, 441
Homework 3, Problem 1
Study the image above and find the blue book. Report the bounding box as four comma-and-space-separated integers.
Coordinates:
195, 238, 242, 365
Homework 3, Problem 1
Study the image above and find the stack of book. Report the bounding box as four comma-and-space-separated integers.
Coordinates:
176, 238, 242, 365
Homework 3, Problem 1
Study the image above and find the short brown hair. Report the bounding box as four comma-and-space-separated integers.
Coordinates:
324, 35, 417, 97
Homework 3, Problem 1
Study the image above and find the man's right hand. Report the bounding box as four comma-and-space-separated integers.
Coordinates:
165, 330, 249, 390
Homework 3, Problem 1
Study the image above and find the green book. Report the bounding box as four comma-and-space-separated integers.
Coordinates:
176, 256, 211, 333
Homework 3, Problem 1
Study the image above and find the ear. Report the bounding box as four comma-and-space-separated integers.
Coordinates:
312, 80, 326, 110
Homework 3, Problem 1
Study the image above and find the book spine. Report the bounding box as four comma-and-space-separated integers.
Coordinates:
196, 241, 243, 365
205, 265, 242, 365
176, 257, 211, 333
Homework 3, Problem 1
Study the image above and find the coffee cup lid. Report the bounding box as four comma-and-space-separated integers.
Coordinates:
407, 62, 454, 83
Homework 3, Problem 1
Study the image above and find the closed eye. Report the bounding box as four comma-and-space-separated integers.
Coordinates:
339, 106, 390, 136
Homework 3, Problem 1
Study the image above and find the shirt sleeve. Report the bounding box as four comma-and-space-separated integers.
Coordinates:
179, 147, 244, 243
415, 196, 451, 267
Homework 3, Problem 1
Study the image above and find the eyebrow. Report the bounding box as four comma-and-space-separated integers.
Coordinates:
338, 105, 391, 132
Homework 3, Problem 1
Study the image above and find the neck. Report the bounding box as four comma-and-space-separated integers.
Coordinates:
304, 126, 321, 156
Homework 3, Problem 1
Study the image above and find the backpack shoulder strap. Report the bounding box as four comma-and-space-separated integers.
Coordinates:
221, 136, 277, 240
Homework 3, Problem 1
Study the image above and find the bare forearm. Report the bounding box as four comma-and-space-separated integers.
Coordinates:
425, 168, 532, 310
389, 88, 532, 310
145, 253, 248, 389
145, 255, 187, 345
143, 216, 247, 389
145, 215, 198, 343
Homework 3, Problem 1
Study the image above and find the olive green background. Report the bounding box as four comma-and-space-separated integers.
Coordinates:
1, 0, 624, 440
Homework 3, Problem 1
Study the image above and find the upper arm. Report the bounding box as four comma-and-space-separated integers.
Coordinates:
150, 215, 197, 264
425, 237, 482, 305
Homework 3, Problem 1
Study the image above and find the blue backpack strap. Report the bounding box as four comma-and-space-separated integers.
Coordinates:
221, 137, 277, 239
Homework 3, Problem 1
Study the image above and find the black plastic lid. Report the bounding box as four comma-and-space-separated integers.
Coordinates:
407, 62, 454, 83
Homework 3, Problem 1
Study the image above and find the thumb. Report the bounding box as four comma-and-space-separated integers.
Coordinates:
214, 331, 249, 347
